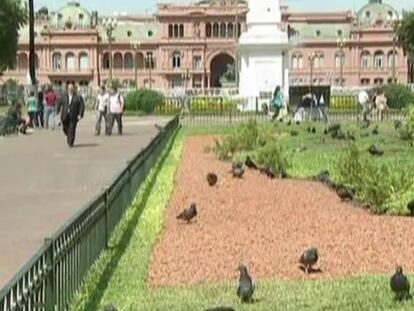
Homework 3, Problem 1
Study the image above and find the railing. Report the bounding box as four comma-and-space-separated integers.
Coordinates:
0, 116, 180, 311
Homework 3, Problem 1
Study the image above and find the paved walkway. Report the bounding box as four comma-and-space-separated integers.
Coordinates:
0, 114, 172, 287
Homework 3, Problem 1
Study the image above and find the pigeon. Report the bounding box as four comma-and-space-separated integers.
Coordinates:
237, 265, 255, 303
336, 185, 355, 201
347, 131, 356, 141
324, 128, 329, 135
103, 306, 118, 311
232, 161, 243, 170
203, 308, 235, 311
177, 203, 197, 223
328, 123, 341, 133
296, 121, 300, 125
299, 247, 319, 274
317, 170, 330, 184
259, 165, 275, 179
368, 144, 384, 156
372, 125, 379, 135
245, 156, 258, 170
232, 166, 245, 178
390, 266, 410, 300
287, 120, 292, 126
311, 127, 316, 134
394, 120, 403, 131
207, 173, 218, 187
407, 199, 414, 216
290, 130, 299, 137
307, 126, 311, 133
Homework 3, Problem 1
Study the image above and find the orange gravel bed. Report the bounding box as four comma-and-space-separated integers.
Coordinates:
149, 136, 414, 287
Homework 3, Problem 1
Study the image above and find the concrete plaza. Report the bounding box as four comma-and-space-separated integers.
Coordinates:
0, 114, 172, 287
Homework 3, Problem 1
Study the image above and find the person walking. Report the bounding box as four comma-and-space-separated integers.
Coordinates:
36, 87, 45, 128
57, 83, 85, 148
94, 86, 109, 135
317, 93, 328, 123
44, 86, 57, 129
271, 86, 284, 122
107, 86, 124, 135
358, 89, 370, 122
26, 90, 38, 128
375, 89, 388, 121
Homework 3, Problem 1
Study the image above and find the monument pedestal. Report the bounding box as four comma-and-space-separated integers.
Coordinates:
238, 0, 290, 111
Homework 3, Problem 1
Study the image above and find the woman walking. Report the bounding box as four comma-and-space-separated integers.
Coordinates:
271, 86, 285, 122
26, 90, 38, 128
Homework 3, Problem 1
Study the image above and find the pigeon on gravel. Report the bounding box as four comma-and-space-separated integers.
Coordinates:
207, 173, 218, 187
259, 165, 275, 179
232, 166, 245, 178
177, 203, 197, 224
203, 307, 235, 311
390, 266, 410, 300
103, 306, 118, 311
232, 161, 243, 170
407, 199, 414, 216
299, 248, 319, 274
336, 185, 355, 201
237, 265, 255, 303
316, 170, 330, 184
368, 144, 384, 156
245, 156, 258, 170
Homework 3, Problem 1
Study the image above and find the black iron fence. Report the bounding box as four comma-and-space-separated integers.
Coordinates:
0, 116, 180, 311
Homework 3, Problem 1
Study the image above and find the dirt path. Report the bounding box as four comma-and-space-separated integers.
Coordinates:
149, 136, 414, 287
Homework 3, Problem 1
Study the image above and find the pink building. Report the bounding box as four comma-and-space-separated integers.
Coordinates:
1, 0, 412, 89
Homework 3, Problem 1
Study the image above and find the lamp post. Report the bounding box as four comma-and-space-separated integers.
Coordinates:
387, 14, 400, 84
308, 52, 316, 93
336, 37, 346, 87
131, 41, 140, 88
145, 52, 154, 89
102, 17, 118, 86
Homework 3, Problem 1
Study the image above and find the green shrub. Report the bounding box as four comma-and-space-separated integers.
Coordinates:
189, 97, 237, 114
337, 144, 412, 214
256, 141, 291, 175
381, 84, 414, 109
330, 95, 359, 110
125, 89, 165, 114
383, 183, 414, 216
400, 103, 414, 141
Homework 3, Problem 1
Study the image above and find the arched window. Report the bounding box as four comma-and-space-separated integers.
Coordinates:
124, 52, 133, 69
291, 55, 297, 69
168, 24, 173, 38
206, 23, 212, 38
361, 78, 370, 86
220, 23, 226, 38
137, 52, 144, 69
34, 54, 39, 69
79, 52, 89, 70
172, 51, 181, 69
179, 24, 184, 38
52, 52, 62, 70
361, 51, 371, 69
227, 23, 234, 38
388, 50, 398, 68
374, 50, 384, 69
17, 53, 28, 71
66, 52, 76, 71
213, 23, 219, 38
145, 52, 155, 69
113, 53, 123, 69
374, 77, 384, 85
314, 53, 324, 69
237, 23, 241, 37
174, 24, 179, 38
103, 52, 110, 69
335, 51, 345, 68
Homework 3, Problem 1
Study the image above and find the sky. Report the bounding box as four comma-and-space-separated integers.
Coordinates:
34, 0, 414, 15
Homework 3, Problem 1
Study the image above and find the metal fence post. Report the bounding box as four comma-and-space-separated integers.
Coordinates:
103, 187, 109, 248
44, 238, 55, 311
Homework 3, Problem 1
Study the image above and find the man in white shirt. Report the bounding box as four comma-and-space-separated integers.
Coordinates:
358, 89, 370, 122
94, 86, 109, 135
107, 86, 124, 135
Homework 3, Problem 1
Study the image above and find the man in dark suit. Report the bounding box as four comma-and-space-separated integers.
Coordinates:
57, 83, 85, 147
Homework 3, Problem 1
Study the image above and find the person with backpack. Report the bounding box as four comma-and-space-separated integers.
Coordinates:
94, 86, 109, 135
107, 86, 124, 135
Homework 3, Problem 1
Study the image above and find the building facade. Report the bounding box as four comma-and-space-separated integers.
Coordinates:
1, 0, 412, 90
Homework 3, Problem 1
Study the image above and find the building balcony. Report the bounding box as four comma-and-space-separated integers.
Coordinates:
46, 68, 95, 77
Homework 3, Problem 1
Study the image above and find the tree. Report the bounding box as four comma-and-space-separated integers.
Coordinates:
0, 0, 27, 74
396, 10, 414, 82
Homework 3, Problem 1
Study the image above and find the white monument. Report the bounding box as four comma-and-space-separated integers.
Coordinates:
238, 0, 290, 109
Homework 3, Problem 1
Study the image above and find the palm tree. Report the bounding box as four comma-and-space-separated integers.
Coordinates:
28, 0, 36, 86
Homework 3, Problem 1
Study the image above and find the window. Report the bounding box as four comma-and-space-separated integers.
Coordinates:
17, 53, 28, 71
374, 78, 384, 85
113, 53, 123, 69
179, 24, 184, 38
103, 53, 110, 69
66, 52, 76, 71
168, 24, 173, 38
335, 52, 345, 68
79, 52, 89, 70
220, 23, 226, 38
388, 51, 398, 68
174, 24, 179, 38
148, 30, 153, 38
127, 30, 132, 37
361, 78, 370, 86
314, 53, 324, 69
213, 23, 219, 38
193, 56, 202, 69
374, 51, 384, 69
172, 51, 181, 69
57, 13, 63, 27
227, 23, 234, 38
124, 52, 133, 69
315, 30, 321, 37
79, 13, 84, 20
292, 55, 298, 69
337, 29, 343, 37
52, 53, 62, 70
146, 52, 155, 69
361, 51, 371, 69
365, 11, 371, 19
206, 23, 212, 38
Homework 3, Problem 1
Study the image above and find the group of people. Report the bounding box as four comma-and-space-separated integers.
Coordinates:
358, 88, 388, 122
94, 86, 125, 136
26, 86, 59, 130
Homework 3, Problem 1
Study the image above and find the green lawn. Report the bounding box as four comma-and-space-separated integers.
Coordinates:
70, 123, 414, 311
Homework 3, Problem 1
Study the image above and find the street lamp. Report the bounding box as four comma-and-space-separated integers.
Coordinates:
308, 52, 316, 93
336, 36, 346, 87
130, 40, 141, 88
145, 52, 154, 89
387, 14, 400, 84
102, 17, 118, 86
